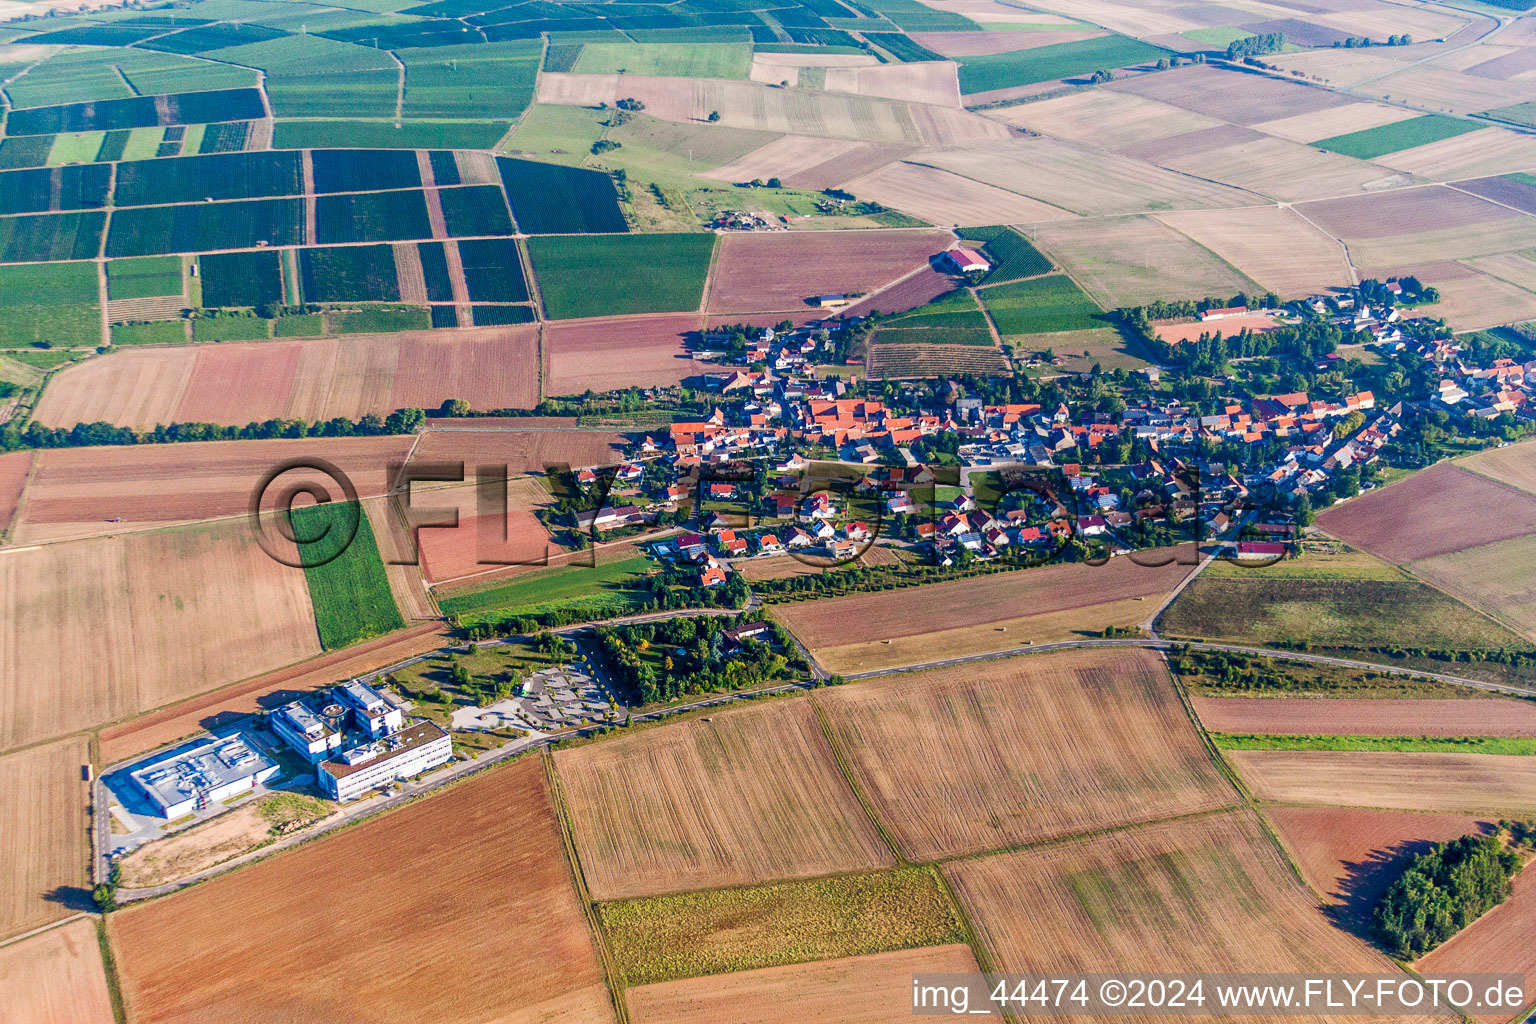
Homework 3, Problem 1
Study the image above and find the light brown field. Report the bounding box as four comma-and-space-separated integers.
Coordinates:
117, 794, 332, 889
1362, 66, 1531, 116
1461, 438, 1536, 496
1466, 251, 1536, 294
1381, 126, 1536, 180
1155, 206, 1355, 296
1158, 135, 1405, 202
945, 810, 1408, 1022
1265, 806, 1490, 931
1317, 461, 1536, 562
0, 448, 31, 533
1317, 3, 1470, 44
1228, 750, 1536, 815
1405, 264, 1536, 330
543, 313, 710, 394
0, 919, 115, 1024
912, 27, 1103, 56
413, 475, 556, 584
626, 944, 981, 1024
1297, 187, 1533, 265
818, 648, 1235, 860
410, 426, 627, 474
33, 328, 541, 429
823, 61, 960, 107
1155, 312, 1284, 344
750, 51, 879, 68
553, 697, 893, 900
1192, 696, 1536, 737
0, 737, 89, 938
1112, 123, 1264, 164
840, 265, 956, 319
1032, 215, 1256, 308
772, 555, 1192, 654
0, 521, 320, 750
1107, 62, 1354, 124
924, 136, 1253, 216
1419, 861, 1536, 1022
707, 229, 952, 313
361, 495, 436, 619
111, 757, 614, 1024
1254, 101, 1419, 143
843, 159, 1074, 227
997, 0, 1197, 36
1410, 535, 1536, 640
10, 435, 414, 543
1000, 88, 1222, 147
704, 135, 913, 190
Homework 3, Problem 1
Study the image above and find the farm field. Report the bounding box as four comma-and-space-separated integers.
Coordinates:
410, 426, 626, 476
1153, 206, 1353, 296
1032, 215, 1257, 308
1313, 114, 1482, 160
290, 501, 405, 649
1264, 806, 1491, 933
553, 696, 893, 900
415, 475, 557, 584
0, 737, 89, 938
867, 341, 1011, 379
842, 160, 1072, 227
109, 757, 615, 1024
1410, 535, 1536, 640
0, 449, 31, 533
707, 229, 951, 314
979, 273, 1104, 336
1317, 461, 1536, 562
544, 313, 712, 394
945, 810, 1405, 996
529, 234, 715, 319
817, 648, 1236, 860
1418, 864, 1536, 1023
1191, 697, 1536, 737
600, 867, 963, 984
625, 944, 982, 1024
1228, 750, 1536, 815
498, 157, 628, 234
0, 919, 116, 1024
0, 261, 101, 349
435, 554, 656, 624
1461, 438, 1536, 496
955, 34, 1167, 94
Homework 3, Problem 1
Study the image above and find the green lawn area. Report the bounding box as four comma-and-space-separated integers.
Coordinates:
107, 256, 183, 300
881, 288, 989, 329
437, 554, 655, 624
274, 313, 325, 337
502, 104, 611, 166
1312, 114, 1481, 159
290, 501, 405, 649
111, 320, 187, 346
1213, 733, 1536, 755
331, 306, 431, 334
956, 35, 1168, 94
1180, 27, 1255, 48
527, 233, 716, 319
980, 273, 1105, 335
120, 127, 164, 162
572, 42, 752, 79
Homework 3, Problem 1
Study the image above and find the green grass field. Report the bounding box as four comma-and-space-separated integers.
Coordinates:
437, 554, 655, 623
1485, 102, 1536, 128
572, 42, 752, 79
332, 306, 431, 333
502, 104, 609, 166
273, 120, 509, 150
1205, 543, 1406, 581
1179, 27, 1256, 48
399, 40, 540, 120
980, 273, 1104, 335
111, 320, 187, 346
1213, 733, 1536, 755
274, 313, 325, 337
956, 35, 1167, 94
527, 233, 715, 319
0, 261, 101, 348
107, 256, 183, 300
881, 288, 990, 330
1312, 114, 1481, 159
290, 501, 406, 649
266, 71, 400, 119
47, 132, 105, 166
120, 127, 165, 162
192, 316, 270, 342
599, 867, 965, 985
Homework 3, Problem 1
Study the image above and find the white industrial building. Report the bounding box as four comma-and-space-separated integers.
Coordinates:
317, 721, 451, 802
130, 735, 279, 819
271, 699, 343, 763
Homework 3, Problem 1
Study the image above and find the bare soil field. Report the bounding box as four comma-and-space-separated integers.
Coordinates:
412, 426, 625, 476
1265, 806, 1490, 933
553, 697, 893, 900
117, 794, 332, 889
1033, 215, 1256, 308
415, 476, 556, 584
840, 266, 957, 319
823, 62, 961, 107
1153, 206, 1354, 296
97, 621, 447, 765
1461, 439, 1536, 495
1107, 63, 1354, 125
111, 757, 615, 1024
1, 521, 320, 750
0, 737, 89, 938
544, 313, 711, 394
0, 449, 31, 533
1192, 697, 1536, 737
1406, 265, 1536, 331
707, 230, 951, 314
626, 944, 981, 1024
1155, 312, 1283, 345
1158, 136, 1404, 203
34, 328, 540, 430
11, 435, 413, 543
0, 919, 116, 1024
1254, 101, 1419, 144
844, 160, 1073, 227
1317, 462, 1536, 562
1113, 123, 1265, 164
361, 495, 436, 620
705, 136, 913, 190
1453, 175, 1536, 216
1409, 535, 1536, 640
1001, 88, 1222, 149
818, 648, 1235, 860
772, 556, 1192, 653
1362, 66, 1530, 117
1228, 750, 1536, 815
1298, 185, 1519, 240
945, 810, 1407, 1019
1419, 862, 1536, 1023
1381, 127, 1536, 180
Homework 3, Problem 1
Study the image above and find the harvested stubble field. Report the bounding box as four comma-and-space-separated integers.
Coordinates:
410, 427, 626, 476
816, 648, 1235, 860
1407, 265, 1536, 331
0, 448, 31, 532
1032, 215, 1257, 308
706, 230, 952, 314
1254, 101, 1419, 144
0, 737, 89, 937
543, 313, 713, 395
1297, 185, 1521, 240
10, 436, 414, 543
1317, 461, 1536, 562
704, 135, 914, 191
553, 697, 893, 901
625, 944, 982, 1024
1107, 63, 1354, 126
0, 919, 116, 1024
1156, 135, 1404, 204
1409, 535, 1536, 640
1461, 438, 1536, 496
1191, 697, 1536, 737
0, 521, 320, 750
1001, 87, 1222, 148
1264, 806, 1490, 933
600, 867, 964, 985
360, 496, 436, 621
1419, 863, 1536, 1023
1153, 206, 1353, 296
842, 160, 1073, 227
1228, 750, 1536, 815
111, 757, 614, 1024
946, 810, 1408, 1021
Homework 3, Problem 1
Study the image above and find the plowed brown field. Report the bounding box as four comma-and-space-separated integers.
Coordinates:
0, 919, 115, 1024
110, 757, 615, 1024
543, 313, 710, 395
1192, 697, 1536, 737
707, 230, 952, 313
0, 449, 33, 533
415, 476, 556, 583
818, 648, 1236, 860
1228, 750, 1536, 815
0, 737, 90, 938
410, 426, 626, 474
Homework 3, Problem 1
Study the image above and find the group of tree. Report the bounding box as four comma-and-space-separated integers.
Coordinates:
593, 614, 802, 704
1374, 831, 1522, 957
0, 407, 426, 452
1226, 32, 1284, 59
